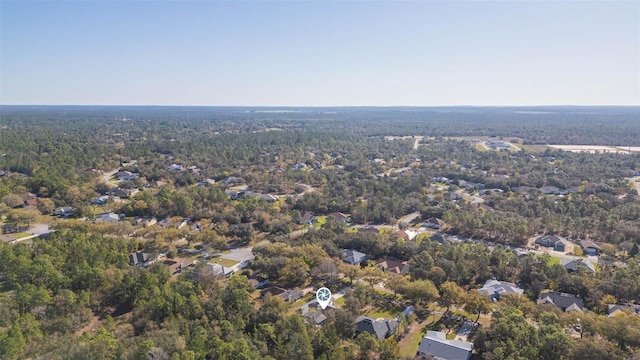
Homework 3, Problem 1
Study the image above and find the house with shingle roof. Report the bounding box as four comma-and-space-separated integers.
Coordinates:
538, 291, 584, 312
535, 235, 568, 252
478, 279, 524, 301
376, 258, 410, 275
355, 316, 398, 340
418, 330, 473, 360
561, 259, 595, 274
342, 249, 367, 265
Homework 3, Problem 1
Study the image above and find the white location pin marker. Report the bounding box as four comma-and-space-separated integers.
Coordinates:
316, 287, 332, 310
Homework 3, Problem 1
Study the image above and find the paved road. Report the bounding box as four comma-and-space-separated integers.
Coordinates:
101, 169, 119, 188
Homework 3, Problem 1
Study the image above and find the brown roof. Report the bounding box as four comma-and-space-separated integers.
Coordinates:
377, 258, 409, 274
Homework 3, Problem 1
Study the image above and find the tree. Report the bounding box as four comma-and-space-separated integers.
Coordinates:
440, 281, 466, 312
384, 275, 409, 298
464, 291, 492, 323
36, 198, 56, 214
2, 194, 24, 208
399, 279, 439, 309
278, 257, 310, 288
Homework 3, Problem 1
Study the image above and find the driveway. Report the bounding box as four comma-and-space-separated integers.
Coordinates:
215, 246, 255, 263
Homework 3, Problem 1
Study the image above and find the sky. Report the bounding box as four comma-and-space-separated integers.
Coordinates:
0, 1, 638, 106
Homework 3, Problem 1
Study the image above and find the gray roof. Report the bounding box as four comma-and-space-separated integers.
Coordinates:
538, 291, 584, 311
478, 279, 524, 299
355, 316, 398, 340
343, 249, 367, 265
561, 259, 595, 273
418, 331, 473, 360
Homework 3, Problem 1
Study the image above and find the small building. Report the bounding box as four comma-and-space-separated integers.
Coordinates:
535, 235, 568, 252
95, 212, 122, 222
299, 211, 317, 225
342, 249, 367, 265
355, 316, 398, 340
168, 164, 185, 171
561, 259, 595, 274
198, 179, 216, 187
395, 229, 418, 241
54, 207, 76, 218
607, 304, 640, 317
540, 186, 561, 195
423, 217, 445, 229
115, 170, 140, 181
478, 279, 524, 301
247, 276, 270, 289
579, 240, 601, 256
328, 212, 350, 223
538, 291, 584, 312
417, 330, 474, 360
207, 263, 234, 277
376, 258, 410, 275
129, 251, 156, 267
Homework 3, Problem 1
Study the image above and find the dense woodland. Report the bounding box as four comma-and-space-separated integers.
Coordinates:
1, 106, 640, 359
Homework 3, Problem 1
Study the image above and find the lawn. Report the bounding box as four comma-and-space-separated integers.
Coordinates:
313, 216, 327, 229
333, 296, 346, 307
210, 257, 239, 267
10, 232, 32, 239
398, 314, 444, 358
365, 302, 404, 319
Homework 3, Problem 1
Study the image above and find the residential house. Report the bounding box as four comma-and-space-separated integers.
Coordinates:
417, 330, 474, 360
535, 235, 568, 252
540, 186, 561, 195
148, 180, 168, 188
358, 226, 380, 235
93, 196, 109, 205
430, 233, 450, 244
561, 259, 595, 274
24, 194, 38, 206
54, 207, 76, 218
538, 291, 584, 312
299, 211, 317, 225
247, 275, 270, 289
607, 304, 640, 317
168, 164, 185, 171
259, 194, 278, 202
399, 229, 418, 240
207, 263, 234, 277
129, 251, 156, 267
261, 286, 304, 302
95, 212, 121, 222
423, 217, 445, 229
134, 216, 157, 227
299, 299, 335, 326
579, 240, 601, 256
161, 259, 187, 275
342, 249, 367, 265
110, 188, 139, 198
376, 258, 410, 275
198, 179, 216, 187
478, 279, 524, 301
115, 170, 139, 181
293, 163, 307, 170
328, 212, 350, 223
355, 316, 398, 340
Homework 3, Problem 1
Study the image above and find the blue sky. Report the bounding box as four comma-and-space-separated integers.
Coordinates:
1, 1, 638, 106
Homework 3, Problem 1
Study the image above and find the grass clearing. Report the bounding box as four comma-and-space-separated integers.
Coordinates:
210, 257, 239, 267
333, 297, 346, 307
313, 216, 327, 229
11, 232, 32, 239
